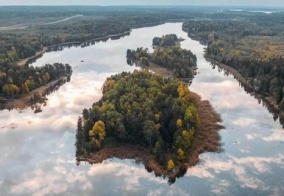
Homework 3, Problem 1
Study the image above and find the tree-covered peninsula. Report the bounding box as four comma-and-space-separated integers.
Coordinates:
127, 34, 197, 78
0, 63, 72, 110
75, 70, 222, 182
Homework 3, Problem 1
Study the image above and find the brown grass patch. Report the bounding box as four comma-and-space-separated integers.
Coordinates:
187, 92, 224, 166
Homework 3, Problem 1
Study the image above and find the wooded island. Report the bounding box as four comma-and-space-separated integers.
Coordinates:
75, 36, 223, 182
127, 34, 197, 78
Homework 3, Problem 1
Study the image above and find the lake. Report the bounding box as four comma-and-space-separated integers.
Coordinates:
0, 23, 283, 195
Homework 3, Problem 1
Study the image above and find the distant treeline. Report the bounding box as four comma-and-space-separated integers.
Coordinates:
183, 18, 284, 111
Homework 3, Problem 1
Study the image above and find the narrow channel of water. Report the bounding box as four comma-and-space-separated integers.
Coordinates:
0, 23, 283, 195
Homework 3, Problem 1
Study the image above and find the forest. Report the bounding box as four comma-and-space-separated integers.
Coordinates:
0, 63, 72, 98
152, 34, 179, 47
76, 70, 199, 170
2, 7, 283, 106
0, 6, 208, 68
127, 34, 197, 78
183, 18, 284, 111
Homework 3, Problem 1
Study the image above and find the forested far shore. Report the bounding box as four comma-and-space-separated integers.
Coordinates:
0, 6, 207, 68
183, 19, 284, 113
75, 70, 223, 182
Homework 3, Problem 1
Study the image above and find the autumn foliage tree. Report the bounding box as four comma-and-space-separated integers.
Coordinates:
89, 120, 106, 149
77, 70, 200, 169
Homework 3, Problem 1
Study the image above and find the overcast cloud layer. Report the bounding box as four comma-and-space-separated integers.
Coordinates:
0, 0, 283, 6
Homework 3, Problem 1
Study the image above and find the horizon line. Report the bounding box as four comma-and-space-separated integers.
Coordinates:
0, 5, 283, 7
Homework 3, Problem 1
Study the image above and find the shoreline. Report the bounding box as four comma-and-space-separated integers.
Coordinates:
15, 20, 188, 67
17, 47, 48, 66
181, 27, 284, 127
0, 77, 67, 111
11, 30, 132, 109
16, 31, 131, 67
206, 56, 284, 125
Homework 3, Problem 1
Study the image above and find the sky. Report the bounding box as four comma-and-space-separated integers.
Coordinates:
0, 0, 283, 6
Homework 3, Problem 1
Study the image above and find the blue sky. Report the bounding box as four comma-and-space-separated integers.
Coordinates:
0, 0, 283, 6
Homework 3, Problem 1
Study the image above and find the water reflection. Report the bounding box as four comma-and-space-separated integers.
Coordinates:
0, 23, 284, 195
210, 61, 284, 127
0, 75, 72, 114
25, 32, 131, 66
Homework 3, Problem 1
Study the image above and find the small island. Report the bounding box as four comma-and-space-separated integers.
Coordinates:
152, 34, 184, 48
75, 70, 223, 183
127, 34, 197, 79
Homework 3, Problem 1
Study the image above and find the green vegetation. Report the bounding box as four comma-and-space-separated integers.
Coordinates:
0, 6, 207, 67
0, 6, 206, 100
0, 63, 72, 98
76, 70, 199, 170
152, 34, 180, 47
127, 35, 197, 78
183, 17, 284, 112
2, 7, 284, 106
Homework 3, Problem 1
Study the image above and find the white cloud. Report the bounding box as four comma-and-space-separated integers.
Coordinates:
233, 118, 256, 126
186, 154, 284, 191
263, 129, 284, 142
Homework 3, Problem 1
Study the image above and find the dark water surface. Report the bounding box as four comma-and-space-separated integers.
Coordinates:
0, 23, 283, 195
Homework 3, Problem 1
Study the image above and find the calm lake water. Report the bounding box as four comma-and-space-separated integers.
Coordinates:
0, 23, 283, 195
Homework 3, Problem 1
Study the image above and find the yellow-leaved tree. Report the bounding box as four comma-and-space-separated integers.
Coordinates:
167, 159, 175, 171
176, 119, 183, 130
89, 120, 106, 149
177, 148, 185, 161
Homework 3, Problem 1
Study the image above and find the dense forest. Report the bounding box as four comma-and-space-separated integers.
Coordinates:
76, 70, 199, 170
1, 6, 283, 67
0, 19, 130, 67
152, 34, 179, 47
183, 19, 284, 111
3, 6, 271, 67
0, 63, 72, 97
127, 35, 197, 78
0, 6, 207, 67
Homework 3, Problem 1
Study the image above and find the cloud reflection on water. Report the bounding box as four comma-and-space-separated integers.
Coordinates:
0, 23, 284, 195
187, 153, 284, 194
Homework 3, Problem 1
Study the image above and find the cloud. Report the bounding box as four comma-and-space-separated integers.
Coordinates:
233, 118, 256, 126
186, 154, 284, 192
263, 129, 284, 142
